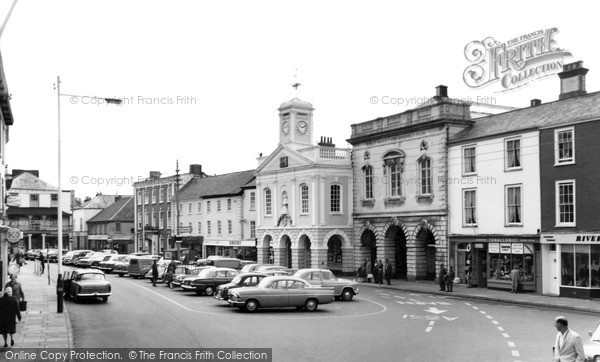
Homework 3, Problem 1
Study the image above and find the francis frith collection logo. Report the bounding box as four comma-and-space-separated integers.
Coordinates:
463, 28, 572, 91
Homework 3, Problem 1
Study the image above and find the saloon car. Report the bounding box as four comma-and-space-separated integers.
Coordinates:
170, 266, 214, 288
63, 269, 112, 303
227, 276, 335, 312
585, 321, 600, 361
294, 268, 359, 301
215, 272, 268, 301
98, 254, 122, 273
181, 267, 238, 295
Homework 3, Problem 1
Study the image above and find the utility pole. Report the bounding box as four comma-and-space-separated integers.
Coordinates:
174, 161, 181, 260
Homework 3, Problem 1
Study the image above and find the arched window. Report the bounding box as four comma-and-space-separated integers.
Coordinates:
300, 184, 309, 214
384, 151, 404, 197
264, 188, 272, 216
330, 184, 341, 213
362, 165, 373, 199
419, 157, 432, 195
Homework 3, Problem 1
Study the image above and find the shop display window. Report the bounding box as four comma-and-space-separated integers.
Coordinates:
488, 243, 534, 283
591, 245, 600, 287
561, 244, 599, 289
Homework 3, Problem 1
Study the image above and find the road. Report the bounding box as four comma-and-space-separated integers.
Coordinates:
66, 269, 598, 362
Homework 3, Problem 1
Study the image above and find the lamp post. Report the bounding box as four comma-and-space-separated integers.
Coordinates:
55, 76, 121, 313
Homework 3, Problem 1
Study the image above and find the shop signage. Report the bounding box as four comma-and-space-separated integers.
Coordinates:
541, 234, 600, 244
500, 243, 512, 254
489, 243, 499, 253
204, 240, 255, 247
511, 243, 523, 254
474, 243, 484, 249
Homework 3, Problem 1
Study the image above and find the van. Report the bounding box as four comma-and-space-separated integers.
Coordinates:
196, 257, 244, 270
128, 255, 161, 278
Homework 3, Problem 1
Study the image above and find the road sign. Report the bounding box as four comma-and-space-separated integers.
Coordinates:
6, 227, 21, 243
5, 196, 20, 207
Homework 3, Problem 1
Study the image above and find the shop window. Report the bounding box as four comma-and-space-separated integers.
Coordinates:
592, 245, 600, 288
488, 243, 534, 284
560, 244, 574, 286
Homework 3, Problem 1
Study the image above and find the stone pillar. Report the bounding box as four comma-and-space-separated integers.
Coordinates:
272, 247, 287, 268
311, 248, 328, 269
256, 246, 269, 264
41, 234, 46, 250
342, 247, 354, 274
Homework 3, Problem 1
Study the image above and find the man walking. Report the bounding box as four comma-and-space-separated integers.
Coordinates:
446, 266, 455, 292
439, 263, 447, 291
151, 259, 159, 287
384, 259, 393, 285
553, 316, 585, 362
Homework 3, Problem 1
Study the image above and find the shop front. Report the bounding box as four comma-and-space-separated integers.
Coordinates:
541, 233, 600, 299
450, 236, 539, 292
203, 239, 257, 260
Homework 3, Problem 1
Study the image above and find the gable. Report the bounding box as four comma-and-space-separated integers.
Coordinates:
257, 145, 315, 173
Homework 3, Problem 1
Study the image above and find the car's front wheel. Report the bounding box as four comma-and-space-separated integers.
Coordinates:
101, 296, 108, 303
245, 299, 259, 313
204, 286, 215, 296
305, 299, 318, 312
341, 289, 354, 301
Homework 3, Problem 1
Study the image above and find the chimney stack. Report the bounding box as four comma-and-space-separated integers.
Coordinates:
558, 61, 588, 100
189, 164, 203, 177
530, 99, 542, 107
318, 137, 335, 147
149, 171, 161, 180
435, 85, 448, 99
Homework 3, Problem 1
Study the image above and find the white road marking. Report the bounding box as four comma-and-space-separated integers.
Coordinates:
508, 342, 515, 348
465, 303, 471, 306
502, 333, 510, 338
511, 350, 520, 357
492, 320, 499, 325
472, 306, 479, 310
479, 310, 487, 314
394, 296, 406, 299
403, 314, 408, 318
443, 317, 459, 321
424, 307, 447, 315
425, 321, 435, 333
486, 315, 493, 319
428, 321, 435, 326
498, 327, 504, 331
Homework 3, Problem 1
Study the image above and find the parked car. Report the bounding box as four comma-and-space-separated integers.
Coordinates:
181, 267, 238, 295
47, 249, 61, 263
585, 321, 600, 361
26, 249, 40, 260
294, 268, 359, 301
144, 260, 182, 282
196, 257, 245, 270
62, 268, 112, 303
240, 263, 271, 273
170, 266, 213, 289
256, 265, 296, 275
113, 255, 133, 277
215, 272, 269, 301
76, 252, 106, 268
227, 276, 335, 312
63, 250, 93, 266
98, 254, 121, 273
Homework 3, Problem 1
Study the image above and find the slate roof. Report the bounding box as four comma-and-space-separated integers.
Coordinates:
9, 172, 56, 191
451, 91, 600, 144
87, 196, 134, 223
175, 170, 256, 201
77, 195, 118, 209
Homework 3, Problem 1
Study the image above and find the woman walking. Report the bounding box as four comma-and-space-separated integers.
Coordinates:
0, 287, 21, 347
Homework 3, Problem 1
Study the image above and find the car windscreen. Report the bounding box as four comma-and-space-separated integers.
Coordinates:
79, 274, 105, 281
231, 275, 243, 284
197, 269, 215, 278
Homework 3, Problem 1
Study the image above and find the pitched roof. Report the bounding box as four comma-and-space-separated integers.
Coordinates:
77, 195, 119, 209
9, 172, 56, 191
175, 170, 256, 201
87, 196, 134, 223
451, 91, 600, 144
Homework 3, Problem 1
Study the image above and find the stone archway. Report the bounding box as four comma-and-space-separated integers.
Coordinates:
326, 235, 343, 272
384, 226, 407, 280
279, 234, 292, 268
415, 228, 436, 281
360, 229, 377, 269
298, 234, 312, 269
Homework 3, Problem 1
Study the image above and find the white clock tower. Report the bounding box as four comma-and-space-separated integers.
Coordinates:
278, 97, 314, 149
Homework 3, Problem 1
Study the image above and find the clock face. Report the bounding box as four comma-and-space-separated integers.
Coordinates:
297, 120, 308, 135
281, 121, 290, 135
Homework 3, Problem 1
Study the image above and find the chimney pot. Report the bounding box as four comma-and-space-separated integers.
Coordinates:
435, 85, 448, 98
530, 99, 542, 107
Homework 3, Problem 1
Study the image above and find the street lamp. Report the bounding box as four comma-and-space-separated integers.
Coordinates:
55, 76, 121, 313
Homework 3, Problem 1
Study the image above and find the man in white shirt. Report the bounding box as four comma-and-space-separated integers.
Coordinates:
553, 316, 585, 362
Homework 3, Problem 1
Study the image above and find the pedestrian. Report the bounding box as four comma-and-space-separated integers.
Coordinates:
465, 262, 472, 288
0, 287, 21, 348
4, 275, 24, 305
377, 259, 384, 285
165, 259, 177, 288
446, 266, 455, 292
553, 316, 585, 362
366, 259, 372, 283
384, 259, 393, 285
439, 263, 447, 291
361, 259, 367, 282
151, 259, 159, 287
510, 264, 520, 293
39, 252, 45, 275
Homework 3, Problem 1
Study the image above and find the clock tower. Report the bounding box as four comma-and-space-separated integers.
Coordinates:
278, 97, 314, 149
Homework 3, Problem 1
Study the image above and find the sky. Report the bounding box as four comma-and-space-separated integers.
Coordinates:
1, 0, 598, 200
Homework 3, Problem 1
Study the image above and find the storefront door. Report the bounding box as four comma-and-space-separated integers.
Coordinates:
478, 249, 487, 288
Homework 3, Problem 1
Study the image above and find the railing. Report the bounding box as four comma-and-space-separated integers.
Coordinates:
299, 146, 350, 161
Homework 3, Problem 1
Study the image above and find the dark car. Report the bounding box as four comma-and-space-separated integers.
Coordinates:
63, 269, 112, 303
227, 276, 335, 312
215, 272, 268, 301
181, 267, 238, 295
170, 266, 214, 289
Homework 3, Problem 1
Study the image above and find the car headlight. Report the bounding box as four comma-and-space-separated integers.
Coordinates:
230, 292, 240, 299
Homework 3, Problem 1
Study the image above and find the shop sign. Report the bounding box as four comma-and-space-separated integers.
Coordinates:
489, 243, 499, 253
474, 243, 484, 249
511, 243, 523, 254
500, 243, 512, 254
541, 234, 600, 244
204, 240, 255, 247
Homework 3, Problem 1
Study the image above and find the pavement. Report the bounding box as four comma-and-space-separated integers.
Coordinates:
3, 263, 600, 352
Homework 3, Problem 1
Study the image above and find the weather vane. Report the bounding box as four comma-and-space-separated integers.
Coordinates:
290, 68, 301, 97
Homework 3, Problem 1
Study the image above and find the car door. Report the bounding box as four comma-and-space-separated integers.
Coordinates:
265, 280, 288, 307
286, 280, 307, 306
306, 271, 323, 287
63, 271, 73, 295
320, 270, 341, 295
